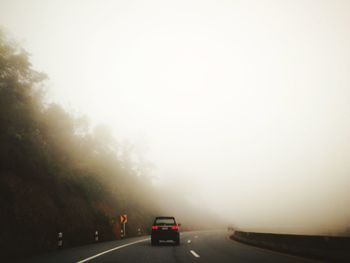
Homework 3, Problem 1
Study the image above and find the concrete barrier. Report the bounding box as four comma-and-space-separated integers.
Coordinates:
231, 230, 350, 262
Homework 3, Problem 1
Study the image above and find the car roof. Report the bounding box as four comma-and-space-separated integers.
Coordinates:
155, 216, 175, 219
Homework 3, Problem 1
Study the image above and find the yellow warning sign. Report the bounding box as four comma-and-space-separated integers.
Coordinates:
120, 214, 128, 224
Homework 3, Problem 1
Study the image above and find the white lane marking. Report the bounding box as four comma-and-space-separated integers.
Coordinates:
187, 239, 191, 244
76, 238, 150, 263
190, 250, 200, 258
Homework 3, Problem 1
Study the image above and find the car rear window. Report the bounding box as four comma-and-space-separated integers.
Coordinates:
155, 218, 176, 225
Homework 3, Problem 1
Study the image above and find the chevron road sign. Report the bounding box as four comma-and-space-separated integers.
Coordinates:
120, 214, 128, 224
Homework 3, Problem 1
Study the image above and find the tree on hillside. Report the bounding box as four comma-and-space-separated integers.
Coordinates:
0, 31, 160, 261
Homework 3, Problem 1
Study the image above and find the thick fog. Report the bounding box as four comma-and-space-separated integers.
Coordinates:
1, 0, 350, 235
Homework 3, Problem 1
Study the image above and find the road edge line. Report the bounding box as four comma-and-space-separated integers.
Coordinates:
76, 238, 150, 263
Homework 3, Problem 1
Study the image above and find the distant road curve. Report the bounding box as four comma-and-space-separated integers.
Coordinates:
22, 230, 317, 263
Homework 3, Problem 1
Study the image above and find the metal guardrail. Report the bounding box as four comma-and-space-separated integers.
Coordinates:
230, 230, 350, 262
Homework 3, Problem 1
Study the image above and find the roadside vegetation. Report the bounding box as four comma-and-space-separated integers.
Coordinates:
0, 31, 160, 259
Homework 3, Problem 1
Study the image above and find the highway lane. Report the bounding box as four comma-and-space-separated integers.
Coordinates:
23, 230, 318, 263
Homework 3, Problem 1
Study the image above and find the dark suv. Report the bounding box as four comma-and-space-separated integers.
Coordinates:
151, 216, 180, 245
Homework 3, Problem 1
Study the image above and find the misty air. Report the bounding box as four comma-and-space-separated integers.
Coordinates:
1, 0, 350, 262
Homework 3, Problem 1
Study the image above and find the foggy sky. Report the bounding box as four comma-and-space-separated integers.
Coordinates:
1, 0, 350, 235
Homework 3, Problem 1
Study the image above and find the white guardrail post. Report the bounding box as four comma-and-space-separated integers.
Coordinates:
58, 232, 63, 248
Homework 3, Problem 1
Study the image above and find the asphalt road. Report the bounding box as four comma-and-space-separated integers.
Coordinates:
23, 230, 318, 263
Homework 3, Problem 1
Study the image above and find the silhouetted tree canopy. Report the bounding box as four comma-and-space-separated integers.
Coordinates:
0, 31, 159, 260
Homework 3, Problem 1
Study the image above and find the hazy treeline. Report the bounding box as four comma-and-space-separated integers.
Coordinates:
0, 31, 160, 259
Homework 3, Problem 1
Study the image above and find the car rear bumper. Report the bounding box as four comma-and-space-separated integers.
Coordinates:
151, 231, 179, 240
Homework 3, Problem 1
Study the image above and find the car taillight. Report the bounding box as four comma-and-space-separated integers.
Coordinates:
171, 225, 178, 230
152, 226, 159, 230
